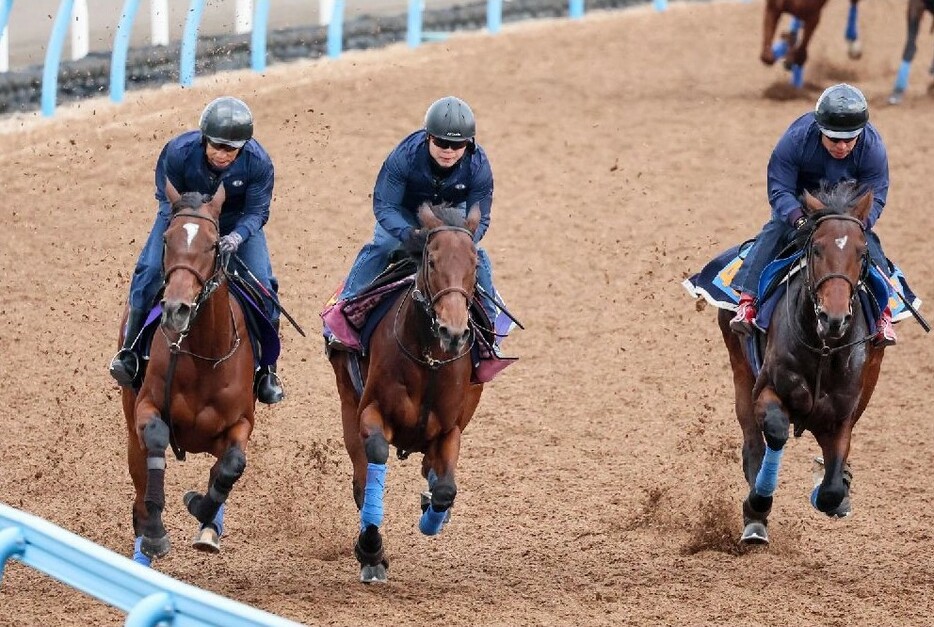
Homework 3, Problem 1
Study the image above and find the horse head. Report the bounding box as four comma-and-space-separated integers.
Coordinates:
161, 180, 226, 334
409, 202, 481, 355
800, 184, 872, 341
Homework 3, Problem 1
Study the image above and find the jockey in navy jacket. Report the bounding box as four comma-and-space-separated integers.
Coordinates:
109, 97, 284, 403
339, 102, 499, 326
729, 83, 895, 345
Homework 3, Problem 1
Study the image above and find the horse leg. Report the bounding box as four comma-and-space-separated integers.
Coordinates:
742, 388, 790, 544
890, 0, 925, 104
355, 407, 390, 583
760, 1, 783, 65
811, 426, 855, 517
183, 425, 250, 553
183, 450, 239, 554
125, 394, 152, 566
136, 415, 171, 561
846, 0, 862, 59
419, 428, 462, 536
788, 18, 818, 88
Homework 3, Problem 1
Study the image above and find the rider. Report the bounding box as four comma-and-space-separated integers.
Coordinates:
109, 96, 286, 403
730, 82, 897, 346
336, 95, 501, 346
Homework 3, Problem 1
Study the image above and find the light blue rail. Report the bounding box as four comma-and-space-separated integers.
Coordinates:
44, 0, 654, 115
0, 502, 303, 627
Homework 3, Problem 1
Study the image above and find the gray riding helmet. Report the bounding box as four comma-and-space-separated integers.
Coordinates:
424, 96, 476, 141
815, 83, 868, 140
200, 97, 254, 148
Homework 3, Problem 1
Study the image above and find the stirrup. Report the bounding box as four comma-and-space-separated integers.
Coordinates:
255, 369, 284, 404
109, 349, 139, 387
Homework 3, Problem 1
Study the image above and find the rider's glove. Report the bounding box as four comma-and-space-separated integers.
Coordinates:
219, 232, 243, 254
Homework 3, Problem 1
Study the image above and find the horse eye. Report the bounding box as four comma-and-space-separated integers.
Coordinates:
428, 259, 436, 269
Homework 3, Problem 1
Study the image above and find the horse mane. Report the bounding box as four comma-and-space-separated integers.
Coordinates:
171, 191, 210, 214
403, 203, 469, 257
806, 180, 865, 218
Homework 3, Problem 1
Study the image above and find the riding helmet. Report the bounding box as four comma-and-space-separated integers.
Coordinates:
424, 96, 476, 141
814, 83, 868, 139
199, 97, 254, 148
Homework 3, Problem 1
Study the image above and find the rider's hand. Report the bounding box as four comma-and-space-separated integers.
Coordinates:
219, 232, 243, 254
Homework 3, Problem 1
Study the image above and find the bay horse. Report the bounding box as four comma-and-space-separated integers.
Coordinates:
718, 183, 885, 544
329, 202, 484, 583
120, 181, 257, 565
761, 0, 862, 88
888, 0, 934, 104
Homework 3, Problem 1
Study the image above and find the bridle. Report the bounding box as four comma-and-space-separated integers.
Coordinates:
160, 210, 240, 364
394, 225, 476, 368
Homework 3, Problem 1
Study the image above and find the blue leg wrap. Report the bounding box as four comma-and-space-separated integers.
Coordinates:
789, 18, 801, 35
896, 60, 912, 92
419, 504, 447, 536
791, 65, 804, 89
201, 503, 224, 537
845, 5, 858, 41
772, 40, 789, 60
132, 536, 152, 567
754, 446, 784, 497
810, 484, 821, 510
360, 462, 387, 530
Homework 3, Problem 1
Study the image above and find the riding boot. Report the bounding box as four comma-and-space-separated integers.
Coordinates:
255, 364, 284, 404
109, 308, 147, 387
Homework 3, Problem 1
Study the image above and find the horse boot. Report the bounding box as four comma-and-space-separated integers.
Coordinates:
109, 308, 147, 387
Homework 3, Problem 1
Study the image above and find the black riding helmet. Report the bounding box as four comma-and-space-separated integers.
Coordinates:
814, 83, 868, 139
199, 97, 253, 148
424, 96, 476, 142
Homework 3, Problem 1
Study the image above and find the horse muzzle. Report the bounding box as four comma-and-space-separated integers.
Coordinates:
816, 308, 852, 341
436, 322, 472, 355
161, 300, 195, 334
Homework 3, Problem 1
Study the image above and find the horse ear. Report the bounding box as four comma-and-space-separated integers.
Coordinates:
165, 178, 181, 205
208, 183, 226, 216
417, 202, 442, 229
853, 189, 873, 224
465, 203, 481, 234
802, 189, 824, 216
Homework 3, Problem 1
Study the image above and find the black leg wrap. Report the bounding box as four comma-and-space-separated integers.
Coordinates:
144, 466, 166, 510
745, 493, 773, 520
354, 524, 388, 568
364, 433, 389, 465
142, 419, 170, 452
431, 482, 457, 512
762, 406, 789, 451
188, 448, 245, 525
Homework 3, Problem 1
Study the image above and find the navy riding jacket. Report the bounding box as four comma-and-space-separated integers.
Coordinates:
154, 130, 275, 242
767, 113, 888, 229
373, 130, 494, 243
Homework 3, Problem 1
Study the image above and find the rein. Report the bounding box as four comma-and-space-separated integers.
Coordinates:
158, 210, 243, 460
393, 225, 476, 369
785, 214, 875, 427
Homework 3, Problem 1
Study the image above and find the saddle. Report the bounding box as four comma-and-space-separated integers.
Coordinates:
128, 279, 280, 390
321, 257, 517, 385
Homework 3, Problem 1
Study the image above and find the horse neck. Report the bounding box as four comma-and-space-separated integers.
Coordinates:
187, 278, 234, 355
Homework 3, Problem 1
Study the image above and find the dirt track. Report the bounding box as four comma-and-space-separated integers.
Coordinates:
1, 0, 933, 625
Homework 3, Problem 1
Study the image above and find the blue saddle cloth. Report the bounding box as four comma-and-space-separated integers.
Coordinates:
682, 242, 921, 330
139, 282, 279, 368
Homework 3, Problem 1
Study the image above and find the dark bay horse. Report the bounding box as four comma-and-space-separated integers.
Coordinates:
120, 181, 257, 565
888, 0, 934, 104
719, 184, 885, 544
329, 202, 484, 583
761, 0, 862, 88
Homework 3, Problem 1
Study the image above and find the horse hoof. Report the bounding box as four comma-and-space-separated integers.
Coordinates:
141, 534, 171, 559
192, 526, 221, 553
360, 563, 388, 583
740, 522, 769, 544
847, 41, 863, 60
